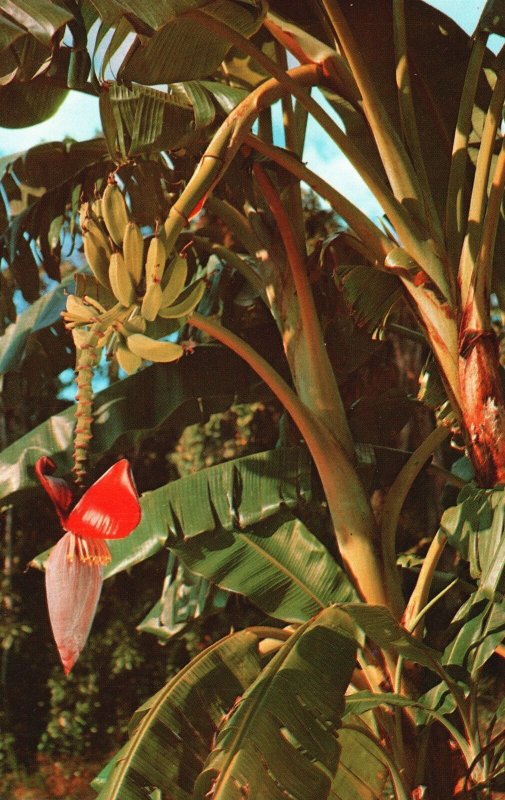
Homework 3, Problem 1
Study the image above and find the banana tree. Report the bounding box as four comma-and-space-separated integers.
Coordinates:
2, 0, 505, 797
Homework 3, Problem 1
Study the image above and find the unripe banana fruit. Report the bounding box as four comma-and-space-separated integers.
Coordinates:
116, 341, 142, 374
145, 235, 167, 285
83, 223, 112, 290
102, 182, 129, 246
161, 255, 187, 308
126, 333, 183, 363
123, 222, 144, 286
141, 282, 163, 321
159, 280, 205, 318
109, 252, 136, 306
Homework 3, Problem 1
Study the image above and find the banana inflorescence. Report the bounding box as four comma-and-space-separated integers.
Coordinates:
64, 174, 207, 479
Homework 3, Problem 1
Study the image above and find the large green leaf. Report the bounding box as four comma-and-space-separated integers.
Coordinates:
194, 607, 357, 800
440, 484, 505, 600
330, 727, 389, 800
95, 629, 262, 800
0, 0, 72, 82
169, 506, 358, 623
439, 588, 505, 677
0, 345, 267, 503
90, 0, 265, 85
0, 78, 67, 128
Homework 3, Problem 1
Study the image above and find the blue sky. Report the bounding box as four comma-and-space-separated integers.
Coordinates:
0, 1, 493, 217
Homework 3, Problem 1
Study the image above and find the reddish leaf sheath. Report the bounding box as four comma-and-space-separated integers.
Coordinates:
36, 458, 141, 673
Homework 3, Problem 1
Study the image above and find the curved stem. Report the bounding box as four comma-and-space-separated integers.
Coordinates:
403, 532, 447, 637
253, 161, 354, 457
381, 424, 450, 619
244, 133, 391, 262
188, 311, 388, 608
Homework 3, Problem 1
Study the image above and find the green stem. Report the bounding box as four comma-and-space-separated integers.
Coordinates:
392, 0, 445, 250
188, 311, 388, 608
458, 65, 505, 319
275, 39, 306, 257
445, 33, 488, 269
253, 162, 355, 456
381, 425, 450, 619
403, 532, 447, 638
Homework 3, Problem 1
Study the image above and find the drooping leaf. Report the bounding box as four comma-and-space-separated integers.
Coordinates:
100, 80, 247, 160
194, 607, 357, 800
96, 629, 262, 800
343, 604, 441, 669
439, 589, 505, 676
0, 78, 67, 128
114, 1, 266, 85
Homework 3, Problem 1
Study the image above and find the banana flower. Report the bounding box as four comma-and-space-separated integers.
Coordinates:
35, 457, 141, 674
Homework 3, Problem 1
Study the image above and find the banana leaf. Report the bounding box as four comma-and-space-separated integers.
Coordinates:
330, 727, 389, 800
0, 272, 74, 375
0, 345, 268, 503
193, 607, 357, 800
100, 80, 247, 160
0, 79, 67, 128
137, 552, 228, 641
440, 484, 505, 600
95, 629, 262, 800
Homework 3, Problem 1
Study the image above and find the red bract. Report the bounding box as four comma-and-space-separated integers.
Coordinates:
36, 457, 141, 674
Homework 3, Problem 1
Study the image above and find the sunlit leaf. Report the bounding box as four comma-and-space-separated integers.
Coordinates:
195, 607, 357, 800
96, 629, 262, 800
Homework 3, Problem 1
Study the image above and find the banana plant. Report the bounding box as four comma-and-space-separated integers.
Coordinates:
3, 0, 505, 797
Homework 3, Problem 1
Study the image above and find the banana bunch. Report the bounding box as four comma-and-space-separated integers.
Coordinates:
74, 176, 207, 375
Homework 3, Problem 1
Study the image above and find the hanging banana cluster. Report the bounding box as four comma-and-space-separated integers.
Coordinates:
63, 177, 206, 480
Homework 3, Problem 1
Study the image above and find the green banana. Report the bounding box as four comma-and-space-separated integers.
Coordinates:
116, 341, 142, 374
161, 254, 187, 308
123, 221, 144, 286
145, 234, 167, 284
109, 252, 136, 307
102, 182, 129, 246
126, 333, 183, 363
158, 280, 205, 318
141, 282, 163, 321
83, 222, 112, 290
